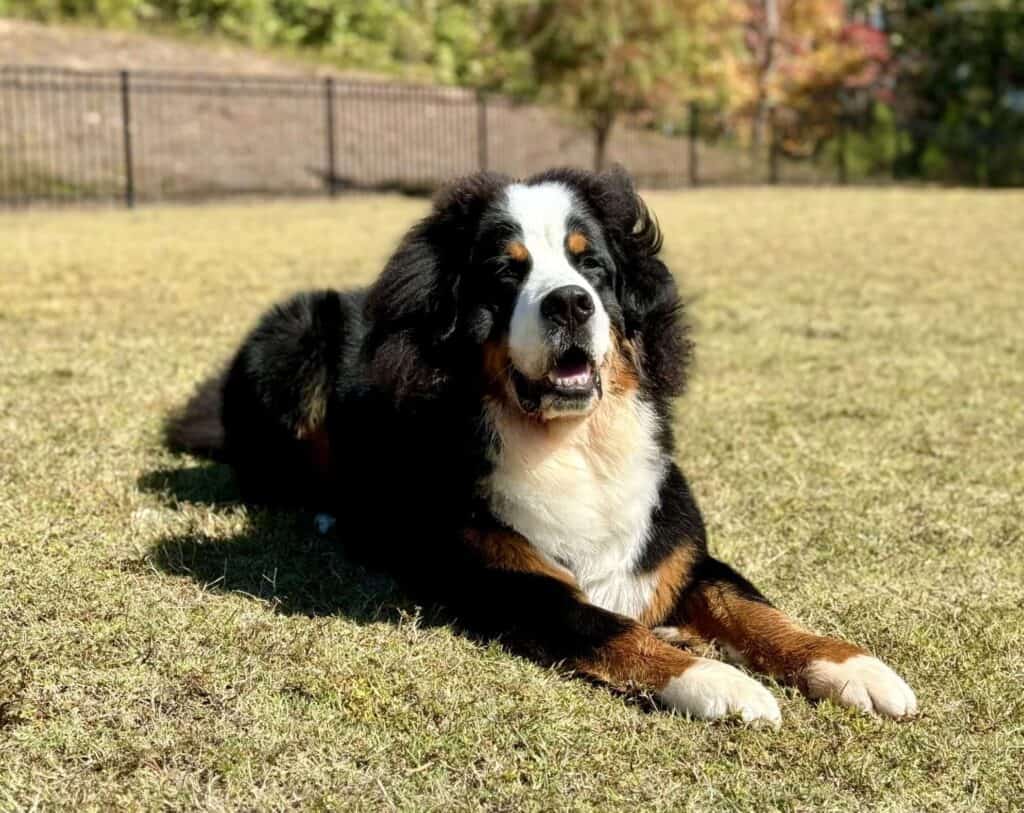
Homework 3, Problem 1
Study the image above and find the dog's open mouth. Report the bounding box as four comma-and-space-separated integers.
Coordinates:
511, 346, 602, 418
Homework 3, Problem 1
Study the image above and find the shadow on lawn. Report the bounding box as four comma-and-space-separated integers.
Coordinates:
138, 462, 657, 712
138, 463, 431, 626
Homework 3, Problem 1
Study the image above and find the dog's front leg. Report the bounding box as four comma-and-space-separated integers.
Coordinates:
455, 526, 781, 725
666, 557, 917, 718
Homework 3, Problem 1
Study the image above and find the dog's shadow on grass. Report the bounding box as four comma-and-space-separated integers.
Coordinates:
138, 463, 435, 627
138, 461, 662, 713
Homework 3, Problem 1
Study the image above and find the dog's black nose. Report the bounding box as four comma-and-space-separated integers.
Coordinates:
540, 285, 595, 329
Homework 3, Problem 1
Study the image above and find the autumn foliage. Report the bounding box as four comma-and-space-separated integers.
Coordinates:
483, 0, 892, 166
732, 0, 891, 156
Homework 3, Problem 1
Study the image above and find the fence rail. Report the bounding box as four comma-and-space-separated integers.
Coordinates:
0, 64, 889, 207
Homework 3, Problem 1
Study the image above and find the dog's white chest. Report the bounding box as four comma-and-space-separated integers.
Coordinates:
484, 395, 666, 619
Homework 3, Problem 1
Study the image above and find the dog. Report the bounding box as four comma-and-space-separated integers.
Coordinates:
167, 167, 917, 724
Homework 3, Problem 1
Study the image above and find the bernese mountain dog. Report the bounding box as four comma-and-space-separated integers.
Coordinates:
167, 167, 917, 725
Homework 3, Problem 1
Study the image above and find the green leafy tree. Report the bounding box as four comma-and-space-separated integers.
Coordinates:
1, 0, 495, 84
486, 0, 737, 171
887, 0, 1024, 185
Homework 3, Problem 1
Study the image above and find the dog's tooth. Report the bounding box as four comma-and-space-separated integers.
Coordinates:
547, 368, 595, 389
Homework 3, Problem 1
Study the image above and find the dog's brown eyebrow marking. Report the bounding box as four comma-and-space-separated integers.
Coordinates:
567, 232, 588, 255
506, 240, 529, 262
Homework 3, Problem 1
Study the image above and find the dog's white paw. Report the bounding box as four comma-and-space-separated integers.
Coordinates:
657, 658, 781, 726
803, 655, 917, 718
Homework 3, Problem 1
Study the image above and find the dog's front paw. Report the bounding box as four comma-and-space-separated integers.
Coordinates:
657, 658, 781, 726
803, 655, 917, 718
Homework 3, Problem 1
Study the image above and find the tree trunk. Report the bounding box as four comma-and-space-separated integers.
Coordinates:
752, 0, 779, 153
593, 115, 615, 173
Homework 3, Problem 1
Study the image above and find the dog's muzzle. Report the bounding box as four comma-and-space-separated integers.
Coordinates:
509, 285, 605, 419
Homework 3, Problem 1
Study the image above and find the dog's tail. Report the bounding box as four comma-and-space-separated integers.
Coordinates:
164, 372, 228, 461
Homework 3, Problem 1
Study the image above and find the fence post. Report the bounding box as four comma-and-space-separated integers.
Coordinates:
119, 70, 135, 208
837, 112, 848, 185
768, 105, 780, 185
891, 116, 900, 181
688, 101, 699, 187
476, 91, 488, 172
324, 77, 337, 197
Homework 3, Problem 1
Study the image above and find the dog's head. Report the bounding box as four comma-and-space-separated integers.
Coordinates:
366, 167, 690, 421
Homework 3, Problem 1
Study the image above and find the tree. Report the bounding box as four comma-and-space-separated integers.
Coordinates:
731, 0, 891, 161
486, 0, 738, 171
746, 0, 780, 151
886, 0, 1024, 185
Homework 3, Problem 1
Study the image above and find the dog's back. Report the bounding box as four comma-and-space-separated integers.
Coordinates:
165, 288, 366, 506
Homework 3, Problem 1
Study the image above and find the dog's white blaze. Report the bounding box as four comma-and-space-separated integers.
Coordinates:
504, 182, 611, 379
658, 659, 781, 725
803, 655, 918, 718
485, 385, 665, 620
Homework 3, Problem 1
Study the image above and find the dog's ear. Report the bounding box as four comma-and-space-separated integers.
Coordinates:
365, 171, 510, 399
593, 166, 691, 397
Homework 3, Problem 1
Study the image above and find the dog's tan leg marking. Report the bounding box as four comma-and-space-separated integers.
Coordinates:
463, 527, 780, 725
682, 582, 917, 718
463, 527, 577, 588
639, 545, 698, 627
574, 624, 779, 726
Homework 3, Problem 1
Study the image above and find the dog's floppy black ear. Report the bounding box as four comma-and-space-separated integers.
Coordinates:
595, 167, 691, 397
365, 171, 510, 399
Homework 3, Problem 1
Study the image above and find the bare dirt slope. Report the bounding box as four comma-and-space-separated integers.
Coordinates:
0, 18, 344, 76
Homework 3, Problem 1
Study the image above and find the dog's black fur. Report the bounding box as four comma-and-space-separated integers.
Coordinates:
169, 167, 697, 650
170, 167, 690, 556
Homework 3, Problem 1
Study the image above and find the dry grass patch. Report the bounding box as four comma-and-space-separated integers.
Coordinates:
1, 189, 1023, 810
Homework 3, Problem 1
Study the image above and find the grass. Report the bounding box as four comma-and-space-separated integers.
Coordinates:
1, 189, 1023, 811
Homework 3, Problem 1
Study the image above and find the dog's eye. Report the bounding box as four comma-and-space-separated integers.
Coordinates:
579, 256, 609, 285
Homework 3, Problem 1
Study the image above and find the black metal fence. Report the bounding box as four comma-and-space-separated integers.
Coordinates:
0, 64, 860, 208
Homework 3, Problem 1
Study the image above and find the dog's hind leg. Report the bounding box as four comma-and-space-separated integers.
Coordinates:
164, 372, 228, 460
217, 289, 357, 507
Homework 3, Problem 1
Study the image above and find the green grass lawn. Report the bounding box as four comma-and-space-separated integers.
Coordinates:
1, 189, 1023, 810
